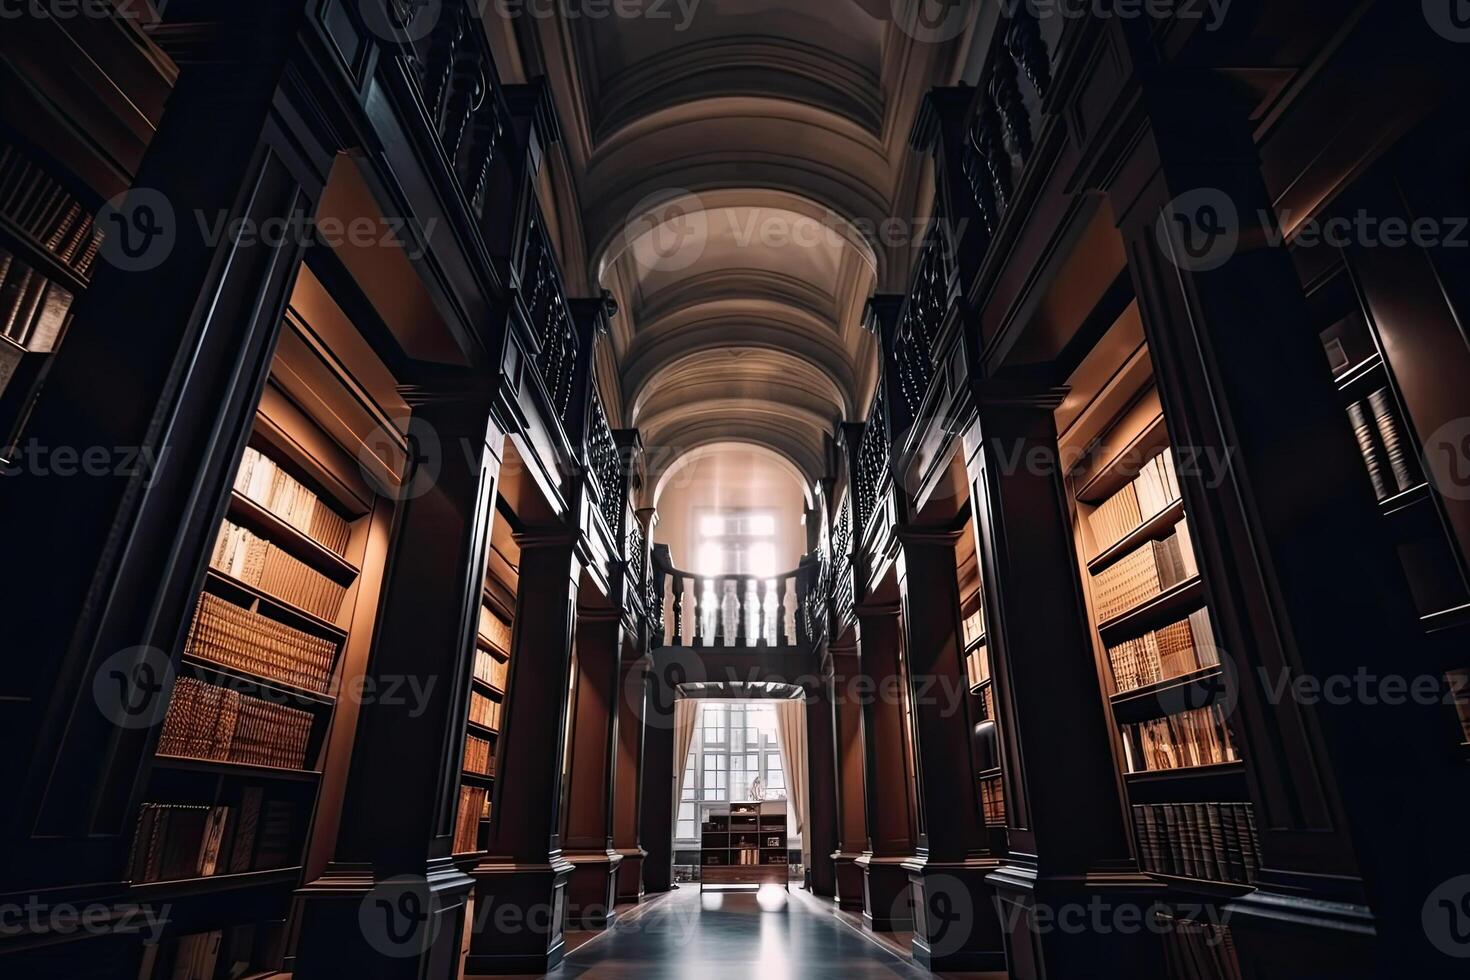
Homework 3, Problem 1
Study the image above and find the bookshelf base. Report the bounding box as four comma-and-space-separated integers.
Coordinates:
291, 862, 474, 980
985, 865, 1168, 980
856, 853, 913, 933
1222, 888, 1380, 978
614, 847, 647, 905
832, 850, 866, 912
465, 859, 572, 975
563, 850, 623, 930
904, 857, 1007, 972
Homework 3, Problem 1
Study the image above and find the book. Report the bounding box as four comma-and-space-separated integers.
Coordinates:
159, 677, 315, 770
209, 520, 348, 621
1132, 802, 1259, 885
1120, 704, 1238, 772
1367, 387, 1416, 495
184, 591, 339, 693
1346, 399, 1391, 500
233, 446, 352, 555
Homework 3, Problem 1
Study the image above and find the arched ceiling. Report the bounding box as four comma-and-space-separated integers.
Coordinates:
505, 0, 978, 485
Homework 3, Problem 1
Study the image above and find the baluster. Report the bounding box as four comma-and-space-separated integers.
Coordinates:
468, 104, 500, 218
990, 44, 1032, 166
1006, 8, 1053, 103
977, 100, 1012, 215
713, 579, 726, 645
693, 578, 705, 645
672, 573, 684, 646
776, 578, 789, 647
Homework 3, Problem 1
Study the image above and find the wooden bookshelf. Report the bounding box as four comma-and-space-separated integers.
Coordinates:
956, 517, 1007, 841
1060, 304, 1257, 898
699, 800, 789, 889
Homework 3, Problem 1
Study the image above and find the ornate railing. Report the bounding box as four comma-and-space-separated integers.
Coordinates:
853, 385, 890, 541
961, 5, 1052, 252
521, 213, 579, 426
397, 0, 505, 220
586, 391, 624, 542
829, 489, 855, 632
652, 550, 807, 649
890, 232, 954, 429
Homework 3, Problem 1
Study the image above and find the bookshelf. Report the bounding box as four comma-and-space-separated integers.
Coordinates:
957, 518, 1006, 843
0, 130, 100, 447
128, 268, 404, 977
455, 520, 518, 859
1296, 252, 1470, 746
1060, 304, 1260, 916
699, 800, 789, 889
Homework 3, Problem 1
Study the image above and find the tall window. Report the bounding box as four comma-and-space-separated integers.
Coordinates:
695, 510, 780, 642
675, 701, 788, 844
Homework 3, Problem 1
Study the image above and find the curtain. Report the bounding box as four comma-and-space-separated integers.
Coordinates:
673, 699, 699, 814
774, 699, 809, 880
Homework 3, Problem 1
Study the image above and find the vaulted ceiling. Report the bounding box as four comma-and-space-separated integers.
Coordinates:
490, 1, 978, 489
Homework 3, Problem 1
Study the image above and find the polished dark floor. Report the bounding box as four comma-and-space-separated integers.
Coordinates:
527, 885, 995, 980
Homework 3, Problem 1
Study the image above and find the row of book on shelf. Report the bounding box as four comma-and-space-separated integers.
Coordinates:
1132, 802, 1259, 885
479, 605, 512, 653
1158, 913, 1243, 980
469, 690, 503, 731
1093, 519, 1199, 622
473, 646, 509, 690
185, 592, 338, 694
1107, 608, 1218, 694
454, 785, 489, 854
1120, 703, 1238, 773
210, 520, 348, 622
0, 142, 100, 278
1346, 387, 1420, 501
1088, 448, 1182, 554
962, 605, 990, 690
979, 773, 1005, 827
465, 734, 494, 776
159, 678, 314, 771
233, 446, 353, 556
128, 788, 294, 884
0, 245, 72, 353
138, 917, 282, 980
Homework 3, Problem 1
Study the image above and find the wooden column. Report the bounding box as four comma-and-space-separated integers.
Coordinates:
561, 605, 624, 929
639, 655, 678, 894
830, 633, 868, 912
964, 392, 1164, 979
613, 654, 650, 904
294, 390, 504, 978
804, 672, 839, 898
0, 0, 335, 922
853, 600, 919, 932
895, 527, 1004, 972
1108, 66, 1469, 975
466, 529, 582, 975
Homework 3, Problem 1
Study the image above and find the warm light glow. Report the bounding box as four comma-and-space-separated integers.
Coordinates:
756, 884, 789, 910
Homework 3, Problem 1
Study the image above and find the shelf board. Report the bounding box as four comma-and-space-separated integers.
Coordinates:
1088, 499, 1187, 574
1097, 577, 1207, 645
977, 767, 1003, 780
461, 771, 495, 788
466, 720, 500, 738
181, 655, 336, 709
0, 211, 90, 294
471, 676, 506, 698
1075, 413, 1171, 504
1124, 760, 1244, 784
1334, 352, 1385, 398
1143, 871, 1254, 899
1380, 481, 1430, 519
228, 491, 359, 584
153, 755, 323, 783
1110, 666, 1225, 724
204, 569, 349, 641
128, 866, 303, 900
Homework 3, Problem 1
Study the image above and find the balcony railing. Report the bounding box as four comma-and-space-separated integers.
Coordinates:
652, 550, 819, 650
